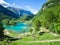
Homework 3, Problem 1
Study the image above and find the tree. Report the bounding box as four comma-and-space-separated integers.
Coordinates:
29, 28, 33, 34
0, 23, 5, 40
2, 19, 9, 25
53, 23, 60, 34
9, 19, 16, 25
33, 20, 41, 32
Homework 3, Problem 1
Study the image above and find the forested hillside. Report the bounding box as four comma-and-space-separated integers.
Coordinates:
32, 0, 60, 33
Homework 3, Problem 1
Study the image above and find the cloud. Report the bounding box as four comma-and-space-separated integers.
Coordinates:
25, 6, 38, 14
0, 0, 5, 3
0, 0, 12, 8
0, 0, 10, 5
12, 3, 16, 6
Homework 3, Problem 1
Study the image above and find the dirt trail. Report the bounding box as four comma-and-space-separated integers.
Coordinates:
28, 39, 60, 43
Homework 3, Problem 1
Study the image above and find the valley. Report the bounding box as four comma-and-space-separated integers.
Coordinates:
0, 0, 60, 45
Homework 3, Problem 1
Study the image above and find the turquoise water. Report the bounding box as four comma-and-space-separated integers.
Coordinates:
4, 22, 29, 33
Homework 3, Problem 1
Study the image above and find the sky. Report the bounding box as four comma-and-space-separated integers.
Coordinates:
0, 0, 47, 14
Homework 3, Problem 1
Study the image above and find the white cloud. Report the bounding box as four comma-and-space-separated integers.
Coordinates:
0, 0, 10, 5
25, 6, 38, 14
12, 3, 16, 6
0, 0, 12, 8
0, 0, 5, 3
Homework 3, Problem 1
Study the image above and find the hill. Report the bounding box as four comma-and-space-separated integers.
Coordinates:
32, 0, 60, 33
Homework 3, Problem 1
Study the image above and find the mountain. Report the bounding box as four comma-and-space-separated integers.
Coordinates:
0, 5, 19, 18
0, 4, 33, 20
7, 6, 34, 20
7, 7, 33, 16
0, 5, 14, 20
32, 0, 60, 33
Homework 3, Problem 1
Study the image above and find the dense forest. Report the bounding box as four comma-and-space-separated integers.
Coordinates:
32, 0, 60, 33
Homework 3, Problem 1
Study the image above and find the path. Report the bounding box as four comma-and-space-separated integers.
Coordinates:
49, 32, 59, 36
27, 39, 60, 43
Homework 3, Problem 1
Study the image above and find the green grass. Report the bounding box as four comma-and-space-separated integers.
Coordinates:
19, 33, 60, 41
1, 32, 60, 45
37, 33, 60, 40
0, 40, 60, 45
7, 30, 19, 37
10, 41, 60, 45
8, 31, 60, 41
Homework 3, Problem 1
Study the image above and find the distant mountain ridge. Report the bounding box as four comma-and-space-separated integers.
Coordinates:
0, 4, 33, 20
7, 6, 33, 16
0, 5, 19, 18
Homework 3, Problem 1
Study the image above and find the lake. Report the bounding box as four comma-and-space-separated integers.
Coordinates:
4, 22, 30, 33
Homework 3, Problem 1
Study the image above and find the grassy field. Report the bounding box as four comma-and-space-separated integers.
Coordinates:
0, 32, 60, 45
0, 40, 60, 45
11, 41, 60, 45
8, 31, 60, 41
